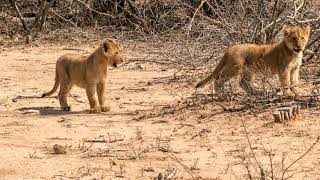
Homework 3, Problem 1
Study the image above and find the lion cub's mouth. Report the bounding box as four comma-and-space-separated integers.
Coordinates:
293, 47, 301, 53
113, 63, 118, 67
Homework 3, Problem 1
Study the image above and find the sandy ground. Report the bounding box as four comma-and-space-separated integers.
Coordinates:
1, 40, 320, 180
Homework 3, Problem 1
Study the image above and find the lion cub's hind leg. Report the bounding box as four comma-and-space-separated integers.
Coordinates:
97, 82, 111, 112
86, 83, 101, 113
58, 81, 73, 111
214, 66, 238, 98
240, 71, 261, 95
214, 78, 226, 97
214, 71, 233, 99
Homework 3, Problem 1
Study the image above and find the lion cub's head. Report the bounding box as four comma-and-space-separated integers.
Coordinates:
101, 39, 124, 67
283, 25, 310, 54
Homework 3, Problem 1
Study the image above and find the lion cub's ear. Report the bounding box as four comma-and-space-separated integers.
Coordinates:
103, 43, 108, 52
283, 25, 291, 36
103, 39, 115, 52
304, 25, 311, 36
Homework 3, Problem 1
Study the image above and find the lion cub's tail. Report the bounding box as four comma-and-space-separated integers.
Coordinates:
196, 58, 226, 88
42, 69, 59, 98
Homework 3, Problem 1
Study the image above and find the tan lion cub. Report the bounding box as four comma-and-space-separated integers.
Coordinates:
196, 25, 310, 97
42, 39, 124, 113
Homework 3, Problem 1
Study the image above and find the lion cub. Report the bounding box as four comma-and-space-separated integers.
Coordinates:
196, 25, 310, 97
42, 39, 124, 113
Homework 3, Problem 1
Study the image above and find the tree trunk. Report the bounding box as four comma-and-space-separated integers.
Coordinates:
10, 0, 30, 33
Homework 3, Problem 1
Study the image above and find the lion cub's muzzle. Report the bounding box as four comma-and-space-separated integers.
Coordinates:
293, 47, 302, 53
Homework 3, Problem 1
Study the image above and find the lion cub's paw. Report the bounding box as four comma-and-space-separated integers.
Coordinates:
89, 106, 101, 113
292, 88, 301, 96
61, 106, 71, 111
101, 105, 111, 112
283, 89, 295, 97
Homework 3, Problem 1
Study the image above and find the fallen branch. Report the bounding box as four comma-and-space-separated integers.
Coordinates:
83, 134, 125, 143
47, 137, 72, 140
167, 152, 200, 179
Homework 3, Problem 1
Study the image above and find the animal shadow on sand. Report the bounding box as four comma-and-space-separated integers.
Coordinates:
17, 106, 88, 116
13, 95, 88, 115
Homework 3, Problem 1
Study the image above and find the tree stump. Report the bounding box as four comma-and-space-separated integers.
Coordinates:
272, 105, 300, 123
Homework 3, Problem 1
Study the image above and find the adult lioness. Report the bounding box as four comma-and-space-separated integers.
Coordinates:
196, 25, 310, 97
42, 39, 124, 113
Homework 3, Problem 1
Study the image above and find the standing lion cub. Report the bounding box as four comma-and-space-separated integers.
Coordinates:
42, 39, 124, 113
196, 25, 310, 97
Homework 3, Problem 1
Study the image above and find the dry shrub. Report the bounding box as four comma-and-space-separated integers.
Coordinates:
1, 0, 320, 101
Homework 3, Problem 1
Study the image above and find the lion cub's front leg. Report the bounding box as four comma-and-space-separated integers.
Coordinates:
58, 81, 72, 111
97, 81, 111, 112
86, 83, 101, 113
279, 69, 294, 96
290, 66, 301, 96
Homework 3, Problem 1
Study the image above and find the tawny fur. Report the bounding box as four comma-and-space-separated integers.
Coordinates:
196, 25, 310, 97
42, 39, 124, 113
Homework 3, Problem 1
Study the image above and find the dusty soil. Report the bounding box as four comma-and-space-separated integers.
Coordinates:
1, 38, 320, 180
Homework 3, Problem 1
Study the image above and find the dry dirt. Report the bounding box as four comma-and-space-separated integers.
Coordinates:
1, 39, 320, 180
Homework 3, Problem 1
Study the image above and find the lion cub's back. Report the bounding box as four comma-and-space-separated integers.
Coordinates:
57, 54, 86, 63
56, 54, 87, 82
224, 44, 273, 65
56, 54, 86, 68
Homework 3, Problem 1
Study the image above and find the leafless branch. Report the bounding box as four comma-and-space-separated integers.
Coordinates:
75, 0, 114, 18
10, 0, 30, 33
241, 118, 265, 176
281, 136, 320, 180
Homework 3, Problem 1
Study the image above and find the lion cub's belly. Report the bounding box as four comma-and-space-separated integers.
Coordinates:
72, 80, 87, 88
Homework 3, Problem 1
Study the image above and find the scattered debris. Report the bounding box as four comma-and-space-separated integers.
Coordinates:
186, 128, 211, 142
115, 163, 126, 178
28, 150, 41, 159
83, 133, 125, 143
20, 109, 40, 114
70, 93, 87, 103
100, 145, 109, 154
190, 158, 200, 170
143, 166, 155, 172
47, 137, 72, 141
75, 150, 90, 157
154, 168, 177, 180
152, 120, 169, 124
12, 94, 43, 102
147, 81, 153, 86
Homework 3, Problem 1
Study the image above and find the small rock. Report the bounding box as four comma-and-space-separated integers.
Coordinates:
53, 144, 67, 154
